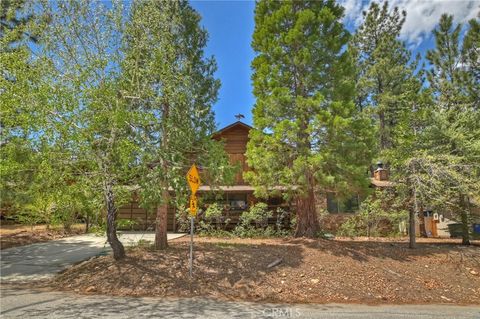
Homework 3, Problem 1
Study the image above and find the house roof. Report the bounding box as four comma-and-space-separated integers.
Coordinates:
199, 185, 255, 192
198, 185, 297, 192
213, 121, 252, 136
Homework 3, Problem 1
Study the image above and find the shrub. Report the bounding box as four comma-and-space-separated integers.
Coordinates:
338, 189, 408, 237
116, 218, 138, 230
204, 203, 230, 230
16, 209, 48, 229
175, 207, 191, 232
240, 202, 272, 228
233, 203, 274, 237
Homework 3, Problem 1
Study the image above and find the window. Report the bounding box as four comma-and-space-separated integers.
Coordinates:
327, 193, 359, 214
226, 193, 247, 210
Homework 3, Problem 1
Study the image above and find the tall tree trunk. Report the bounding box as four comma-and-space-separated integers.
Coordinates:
409, 185, 418, 249
104, 183, 125, 260
294, 175, 320, 237
409, 210, 416, 249
85, 215, 90, 233
155, 189, 169, 250
460, 194, 471, 245
154, 101, 170, 250
379, 110, 388, 150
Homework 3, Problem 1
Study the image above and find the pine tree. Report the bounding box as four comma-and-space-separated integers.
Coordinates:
350, 1, 426, 248
246, 0, 374, 237
350, 1, 420, 152
461, 14, 479, 108
392, 14, 479, 248
423, 14, 480, 245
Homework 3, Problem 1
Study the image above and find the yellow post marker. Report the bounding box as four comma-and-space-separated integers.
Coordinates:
189, 194, 198, 217
186, 164, 201, 278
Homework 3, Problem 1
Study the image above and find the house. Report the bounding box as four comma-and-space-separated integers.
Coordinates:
121, 120, 462, 235
117, 120, 290, 231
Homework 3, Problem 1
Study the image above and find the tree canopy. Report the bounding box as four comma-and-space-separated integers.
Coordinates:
246, 0, 375, 237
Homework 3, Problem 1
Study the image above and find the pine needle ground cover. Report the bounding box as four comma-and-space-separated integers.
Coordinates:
45, 237, 479, 304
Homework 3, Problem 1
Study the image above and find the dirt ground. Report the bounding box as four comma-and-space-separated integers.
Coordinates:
0, 224, 85, 250
49, 236, 480, 304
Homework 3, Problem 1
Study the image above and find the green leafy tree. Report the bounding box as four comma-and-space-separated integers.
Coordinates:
39, 0, 134, 259
1, 0, 40, 44
246, 0, 374, 237
118, 0, 234, 249
0, 0, 46, 218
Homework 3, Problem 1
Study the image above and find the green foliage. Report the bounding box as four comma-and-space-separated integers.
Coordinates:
0, 0, 42, 45
204, 203, 223, 220
338, 189, 408, 237
233, 203, 275, 238
198, 203, 231, 234
0, 0, 47, 218
388, 14, 480, 244
1, 0, 234, 257
461, 15, 480, 104
350, 1, 422, 152
16, 207, 48, 227
116, 218, 138, 230
247, 0, 375, 236
88, 224, 106, 236
123, 0, 234, 215
239, 203, 271, 228
174, 207, 191, 233
196, 202, 294, 238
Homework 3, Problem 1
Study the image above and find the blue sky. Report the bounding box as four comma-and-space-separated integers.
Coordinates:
190, 1, 256, 128
190, 0, 478, 129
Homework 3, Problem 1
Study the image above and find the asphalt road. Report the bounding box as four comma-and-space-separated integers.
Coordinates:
0, 232, 185, 282
0, 287, 479, 319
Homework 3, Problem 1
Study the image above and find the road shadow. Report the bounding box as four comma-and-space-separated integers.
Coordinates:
0, 286, 269, 318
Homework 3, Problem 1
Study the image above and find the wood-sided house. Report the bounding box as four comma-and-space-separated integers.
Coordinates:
117, 120, 396, 232
117, 120, 479, 237
117, 121, 290, 231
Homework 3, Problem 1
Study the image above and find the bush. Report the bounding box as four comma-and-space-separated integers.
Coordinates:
174, 206, 191, 232
203, 203, 231, 231
338, 189, 408, 237
233, 203, 275, 237
116, 218, 138, 230
16, 209, 48, 229
179, 201, 295, 238
240, 202, 272, 228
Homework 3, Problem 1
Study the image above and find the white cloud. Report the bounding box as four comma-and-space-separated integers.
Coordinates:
340, 0, 369, 26
340, 0, 479, 47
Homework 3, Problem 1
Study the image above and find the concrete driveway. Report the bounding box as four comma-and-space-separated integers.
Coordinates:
0, 232, 185, 283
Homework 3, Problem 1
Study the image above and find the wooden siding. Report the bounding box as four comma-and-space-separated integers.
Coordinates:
117, 121, 254, 231
213, 123, 250, 184
117, 202, 176, 231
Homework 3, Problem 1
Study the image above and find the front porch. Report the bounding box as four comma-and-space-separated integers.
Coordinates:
117, 186, 292, 232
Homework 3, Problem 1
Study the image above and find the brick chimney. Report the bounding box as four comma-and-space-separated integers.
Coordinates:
374, 161, 389, 181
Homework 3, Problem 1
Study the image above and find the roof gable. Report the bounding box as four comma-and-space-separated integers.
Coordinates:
213, 121, 252, 137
